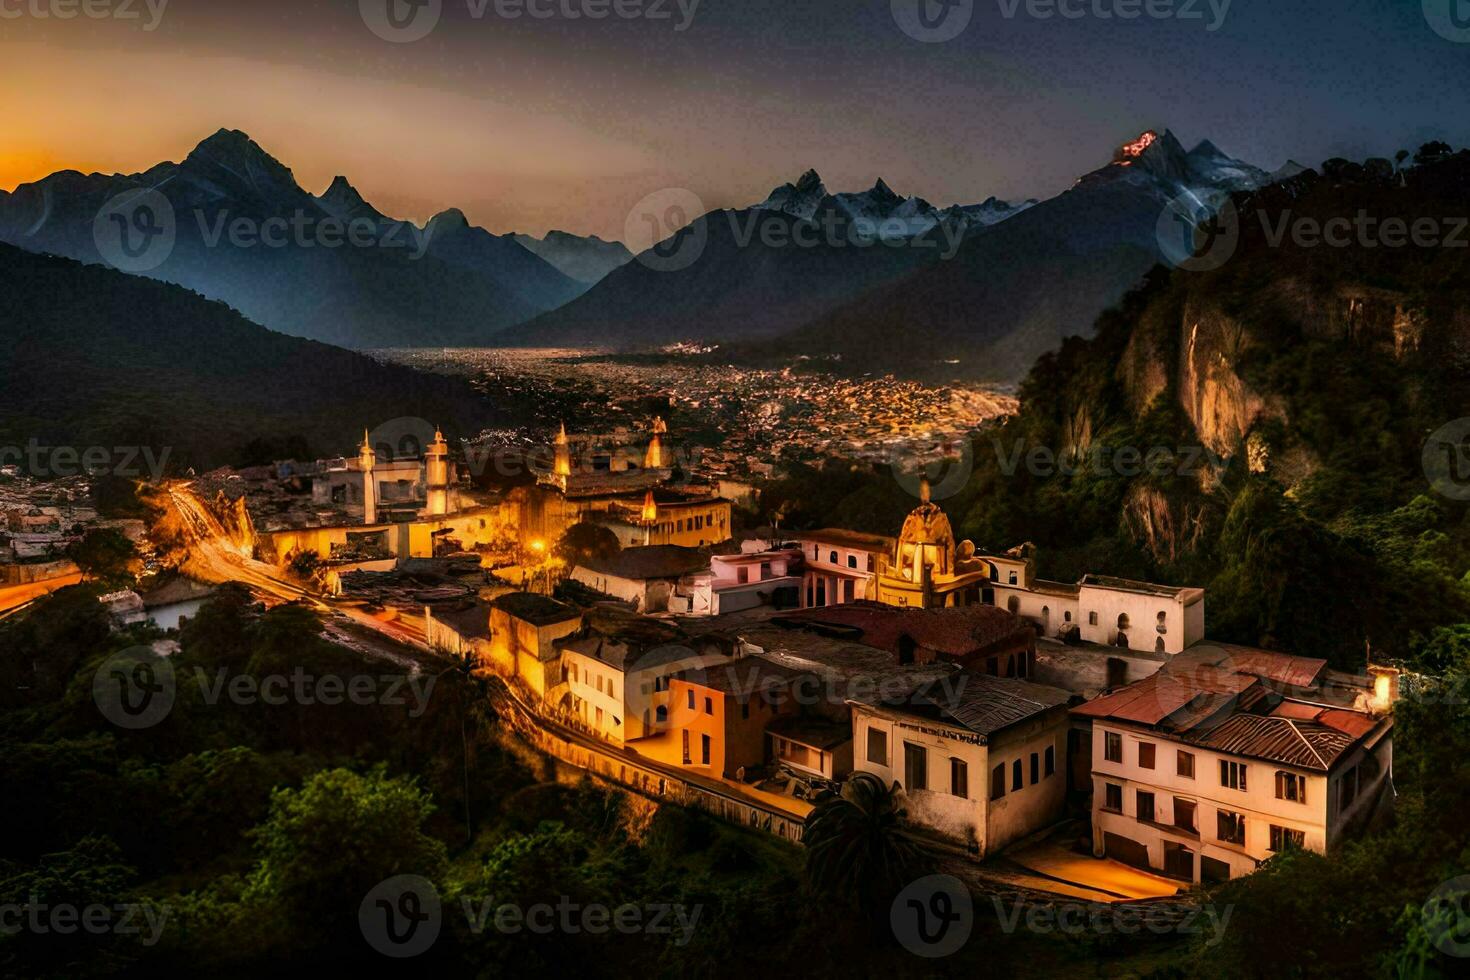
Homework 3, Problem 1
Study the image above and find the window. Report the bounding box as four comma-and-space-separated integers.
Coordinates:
1220, 760, 1248, 791
1269, 825, 1306, 852
1007, 596, 1020, 614
687, 690, 695, 709
1138, 742, 1156, 770
700, 734, 711, 765
990, 764, 1006, 801
1104, 732, 1123, 763
1173, 798, 1197, 833
1136, 791, 1156, 823
1276, 771, 1306, 803
1012, 759, 1023, 791
1044, 745, 1056, 777
829, 551, 838, 564
595, 707, 603, 725
847, 555, 857, 569
1089, 611, 1099, 626
867, 727, 888, 766
950, 759, 968, 799
1064, 610, 1073, 623
1217, 809, 1246, 845
1030, 753, 1040, 784
1008, 571, 1018, 585
704, 697, 713, 715
596, 676, 604, 693
1177, 751, 1195, 779
1157, 610, 1168, 631
904, 743, 928, 791
655, 706, 668, 723
1103, 783, 1123, 812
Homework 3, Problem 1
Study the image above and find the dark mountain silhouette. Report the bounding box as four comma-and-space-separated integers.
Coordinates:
0, 130, 579, 349
0, 243, 495, 470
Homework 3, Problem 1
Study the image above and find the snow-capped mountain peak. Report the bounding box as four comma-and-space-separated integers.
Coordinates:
755, 169, 829, 219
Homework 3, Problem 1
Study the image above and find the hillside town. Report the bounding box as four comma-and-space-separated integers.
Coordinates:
73, 417, 1397, 897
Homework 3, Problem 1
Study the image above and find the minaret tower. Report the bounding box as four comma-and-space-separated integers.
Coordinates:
359, 430, 378, 526
644, 416, 668, 469
553, 422, 572, 488
425, 427, 450, 517
640, 489, 659, 545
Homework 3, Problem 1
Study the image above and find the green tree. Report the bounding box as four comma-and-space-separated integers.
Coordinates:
801, 773, 925, 919
67, 528, 136, 585
245, 767, 447, 942
554, 523, 621, 568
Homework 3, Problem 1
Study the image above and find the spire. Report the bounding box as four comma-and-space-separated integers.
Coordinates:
555, 421, 568, 445
641, 489, 658, 524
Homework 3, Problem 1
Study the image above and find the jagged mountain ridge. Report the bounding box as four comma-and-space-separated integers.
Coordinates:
0, 130, 581, 349
740, 130, 1280, 380
514, 230, 633, 285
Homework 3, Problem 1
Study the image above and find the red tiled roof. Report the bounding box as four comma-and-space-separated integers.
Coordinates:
774, 601, 1032, 659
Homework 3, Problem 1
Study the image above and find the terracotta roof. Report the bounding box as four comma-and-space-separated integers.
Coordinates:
772, 601, 1032, 660
1072, 641, 1384, 771
1191, 714, 1357, 772
674, 657, 810, 697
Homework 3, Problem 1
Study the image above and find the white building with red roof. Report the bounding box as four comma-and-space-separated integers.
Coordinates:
1071, 643, 1395, 883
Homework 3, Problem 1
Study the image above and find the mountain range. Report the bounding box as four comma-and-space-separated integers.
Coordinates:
0, 130, 621, 350
504, 130, 1285, 379
0, 242, 493, 470
0, 126, 1289, 380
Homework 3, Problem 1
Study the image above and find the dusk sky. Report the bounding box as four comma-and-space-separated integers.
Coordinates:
4, 0, 1467, 239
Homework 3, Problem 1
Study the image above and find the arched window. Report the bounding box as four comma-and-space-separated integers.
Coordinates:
829, 551, 838, 565
1117, 613, 1130, 631
1064, 610, 1072, 623
656, 706, 668, 723
1157, 610, 1168, 633
848, 554, 858, 569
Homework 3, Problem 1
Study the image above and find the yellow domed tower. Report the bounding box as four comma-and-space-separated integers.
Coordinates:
424, 427, 451, 517
876, 479, 990, 609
